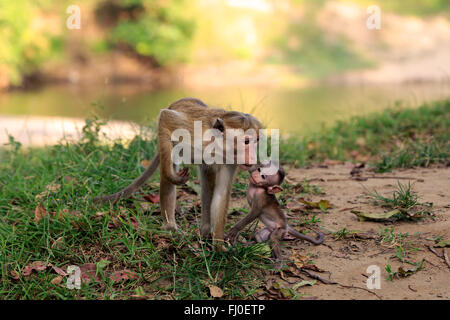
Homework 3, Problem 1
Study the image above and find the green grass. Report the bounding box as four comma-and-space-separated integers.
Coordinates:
279, 99, 450, 170
366, 182, 419, 210
364, 181, 434, 221
379, 227, 424, 276
0, 117, 272, 299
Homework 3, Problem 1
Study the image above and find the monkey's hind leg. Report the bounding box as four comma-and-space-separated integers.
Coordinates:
160, 176, 178, 231
255, 227, 271, 243
269, 227, 286, 269
158, 110, 190, 186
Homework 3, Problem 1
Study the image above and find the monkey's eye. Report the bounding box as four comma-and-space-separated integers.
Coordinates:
261, 175, 266, 179
244, 138, 250, 145
257, 167, 261, 172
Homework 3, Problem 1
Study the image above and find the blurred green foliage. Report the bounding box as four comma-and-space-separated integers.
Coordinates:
0, 0, 448, 87
0, 0, 195, 87
269, 21, 373, 77
0, 0, 58, 85
347, 0, 450, 16
109, 0, 195, 66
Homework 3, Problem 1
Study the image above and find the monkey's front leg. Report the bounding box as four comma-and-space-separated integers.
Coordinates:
199, 165, 216, 238
210, 165, 236, 249
226, 201, 264, 244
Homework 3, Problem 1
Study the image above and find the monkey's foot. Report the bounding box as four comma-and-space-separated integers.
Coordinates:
163, 223, 179, 232
273, 260, 284, 270
200, 224, 211, 238
213, 241, 229, 252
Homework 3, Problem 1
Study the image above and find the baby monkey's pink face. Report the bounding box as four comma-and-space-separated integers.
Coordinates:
249, 163, 283, 194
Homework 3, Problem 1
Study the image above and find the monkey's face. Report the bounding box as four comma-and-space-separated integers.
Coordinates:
249, 163, 283, 194
237, 134, 259, 171
213, 117, 259, 170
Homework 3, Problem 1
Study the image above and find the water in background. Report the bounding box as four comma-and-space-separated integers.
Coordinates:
0, 83, 449, 140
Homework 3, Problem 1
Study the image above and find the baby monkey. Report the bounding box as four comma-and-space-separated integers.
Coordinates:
226, 161, 324, 264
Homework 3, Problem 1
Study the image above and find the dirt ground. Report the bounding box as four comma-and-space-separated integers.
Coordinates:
228, 164, 450, 300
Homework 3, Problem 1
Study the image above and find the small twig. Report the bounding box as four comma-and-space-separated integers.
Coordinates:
444, 248, 450, 268
408, 285, 417, 292
364, 176, 422, 181
319, 178, 348, 182
300, 268, 382, 299
307, 176, 422, 183
428, 245, 444, 259
300, 269, 337, 285
338, 207, 358, 212
424, 258, 438, 268
322, 243, 334, 251
368, 248, 390, 258
338, 284, 382, 300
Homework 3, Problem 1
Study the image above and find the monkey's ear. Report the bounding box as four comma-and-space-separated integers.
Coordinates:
213, 118, 225, 133
267, 185, 283, 194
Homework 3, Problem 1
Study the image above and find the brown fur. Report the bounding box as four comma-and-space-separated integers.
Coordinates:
95, 97, 262, 247
226, 162, 324, 265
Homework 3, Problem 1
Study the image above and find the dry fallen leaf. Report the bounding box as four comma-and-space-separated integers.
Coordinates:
108, 216, 122, 228
139, 202, 154, 212
21, 261, 68, 278
35, 183, 61, 200
301, 264, 325, 272
292, 280, 317, 290
51, 275, 63, 285
299, 198, 332, 211
109, 270, 138, 283
291, 250, 309, 268
50, 264, 68, 276
154, 235, 170, 250
351, 209, 402, 222
208, 285, 224, 298
140, 159, 151, 168
10, 270, 20, 280
79, 263, 100, 283
22, 261, 48, 276
64, 176, 76, 183
108, 211, 139, 229
144, 194, 160, 203
34, 205, 48, 223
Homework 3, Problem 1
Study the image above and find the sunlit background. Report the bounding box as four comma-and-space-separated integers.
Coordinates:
0, 0, 449, 144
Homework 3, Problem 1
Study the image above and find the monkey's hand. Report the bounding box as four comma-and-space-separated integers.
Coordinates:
170, 167, 190, 185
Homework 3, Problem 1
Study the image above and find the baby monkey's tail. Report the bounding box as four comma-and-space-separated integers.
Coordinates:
287, 226, 325, 245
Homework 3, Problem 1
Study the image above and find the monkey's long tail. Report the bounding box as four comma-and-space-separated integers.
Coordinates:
93, 153, 160, 204
287, 226, 325, 245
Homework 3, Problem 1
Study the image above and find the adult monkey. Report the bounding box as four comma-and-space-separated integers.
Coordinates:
95, 98, 262, 247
